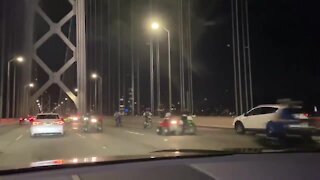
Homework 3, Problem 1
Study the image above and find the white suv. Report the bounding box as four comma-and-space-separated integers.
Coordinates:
233, 104, 314, 138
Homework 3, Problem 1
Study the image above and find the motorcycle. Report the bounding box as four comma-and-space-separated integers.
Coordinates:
143, 116, 152, 129
115, 117, 122, 127
81, 115, 103, 133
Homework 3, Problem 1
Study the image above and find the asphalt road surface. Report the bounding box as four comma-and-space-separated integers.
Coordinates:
0, 117, 319, 170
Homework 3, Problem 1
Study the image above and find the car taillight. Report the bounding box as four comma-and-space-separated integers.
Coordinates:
304, 113, 309, 117
53, 120, 64, 125
32, 121, 43, 125
161, 121, 170, 127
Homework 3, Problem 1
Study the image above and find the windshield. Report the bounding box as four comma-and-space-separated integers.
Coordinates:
1, 0, 320, 171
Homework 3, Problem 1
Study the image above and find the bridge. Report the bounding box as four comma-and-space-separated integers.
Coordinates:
0, 0, 254, 118
0, 0, 265, 170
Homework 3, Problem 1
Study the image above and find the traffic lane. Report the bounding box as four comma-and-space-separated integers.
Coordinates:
101, 120, 320, 151
0, 122, 259, 169
0, 125, 28, 151
2, 121, 319, 170
99, 120, 263, 150
0, 124, 164, 169
0, 124, 21, 136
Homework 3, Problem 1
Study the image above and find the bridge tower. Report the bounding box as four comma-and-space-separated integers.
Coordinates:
20, 0, 87, 116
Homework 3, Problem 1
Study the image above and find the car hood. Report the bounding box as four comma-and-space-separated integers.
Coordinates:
234, 114, 244, 120
1, 148, 319, 174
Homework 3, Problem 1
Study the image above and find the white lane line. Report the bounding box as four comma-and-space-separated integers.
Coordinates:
76, 133, 86, 139
126, 131, 144, 136
15, 134, 23, 141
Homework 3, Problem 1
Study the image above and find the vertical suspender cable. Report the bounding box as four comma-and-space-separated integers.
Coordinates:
0, 1, 6, 118
235, 0, 243, 114
117, 0, 121, 110
99, 0, 103, 114
241, 0, 249, 111
245, 0, 253, 108
130, 0, 135, 115
188, 0, 193, 113
231, 0, 239, 115
107, 0, 111, 114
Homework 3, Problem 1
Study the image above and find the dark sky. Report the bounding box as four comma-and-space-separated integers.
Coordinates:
192, 0, 320, 112
2, 0, 320, 114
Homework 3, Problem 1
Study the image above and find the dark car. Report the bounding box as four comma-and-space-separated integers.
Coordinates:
19, 115, 35, 125
81, 114, 103, 132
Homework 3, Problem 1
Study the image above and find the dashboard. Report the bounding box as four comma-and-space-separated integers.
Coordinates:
1, 153, 319, 180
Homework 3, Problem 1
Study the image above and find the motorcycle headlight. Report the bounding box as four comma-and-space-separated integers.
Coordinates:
170, 120, 178, 125
91, 118, 97, 123
72, 117, 79, 121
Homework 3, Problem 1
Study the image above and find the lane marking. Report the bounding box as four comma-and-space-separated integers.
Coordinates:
164, 139, 168, 142
76, 133, 86, 139
126, 131, 144, 136
15, 134, 23, 141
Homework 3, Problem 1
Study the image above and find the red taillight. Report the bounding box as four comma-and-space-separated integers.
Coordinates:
32, 121, 43, 125
304, 113, 309, 117
53, 120, 64, 125
161, 121, 170, 127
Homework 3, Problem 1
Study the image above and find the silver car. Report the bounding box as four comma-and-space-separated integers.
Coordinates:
30, 113, 64, 137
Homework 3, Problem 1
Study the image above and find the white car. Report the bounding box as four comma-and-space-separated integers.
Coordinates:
30, 113, 64, 137
233, 104, 315, 138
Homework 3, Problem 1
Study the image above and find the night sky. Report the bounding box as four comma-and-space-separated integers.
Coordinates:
192, 0, 320, 112
1, 0, 320, 114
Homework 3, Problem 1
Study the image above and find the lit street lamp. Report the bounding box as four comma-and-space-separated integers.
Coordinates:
6, 56, 25, 117
74, 88, 78, 92
151, 22, 160, 30
91, 73, 102, 114
91, 73, 98, 79
151, 22, 172, 112
28, 83, 34, 88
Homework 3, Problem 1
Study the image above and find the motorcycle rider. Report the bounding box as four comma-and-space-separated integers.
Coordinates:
143, 110, 152, 127
114, 111, 122, 127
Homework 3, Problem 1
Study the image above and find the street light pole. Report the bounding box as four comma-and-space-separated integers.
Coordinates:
24, 83, 34, 115
99, 77, 102, 114
6, 56, 24, 117
156, 35, 160, 115
163, 27, 172, 112
6, 59, 12, 117
151, 22, 172, 113
94, 79, 97, 112
91, 73, 102, 114
150, 38, 154, 114
12, 67, 16, 117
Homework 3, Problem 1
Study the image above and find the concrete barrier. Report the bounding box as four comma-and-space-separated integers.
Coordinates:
193, 116, 234, 129
0, 118, 18, 126
104, 116, 234, 129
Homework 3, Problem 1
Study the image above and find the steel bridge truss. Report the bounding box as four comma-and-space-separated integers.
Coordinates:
30, 0, 86, 114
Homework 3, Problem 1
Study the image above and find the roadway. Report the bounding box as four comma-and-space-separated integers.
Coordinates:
0, 116, 319, 170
